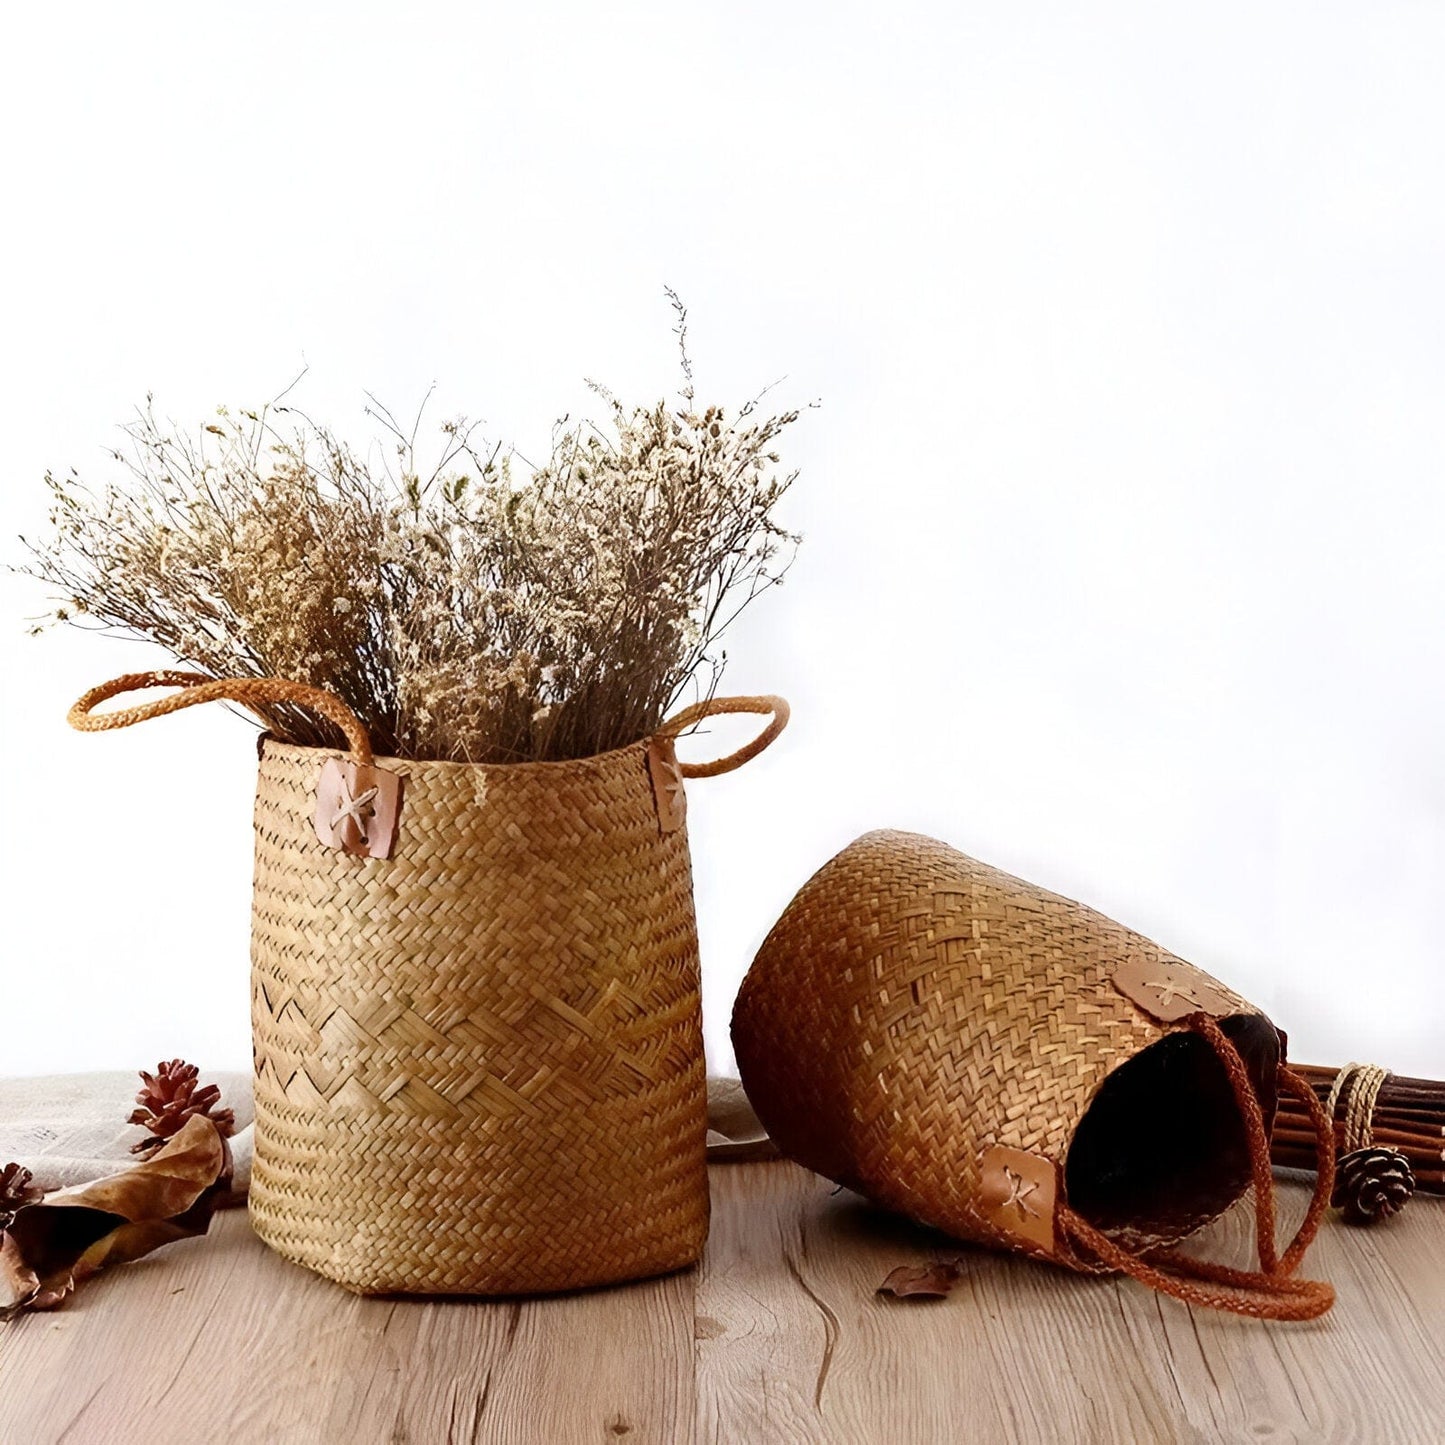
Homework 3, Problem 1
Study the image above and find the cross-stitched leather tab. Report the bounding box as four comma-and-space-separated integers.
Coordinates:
647, 736, 687, 834
314, 759, 402, 859
980, 1145, 1057, 1255
1113, 956, 1232, 1023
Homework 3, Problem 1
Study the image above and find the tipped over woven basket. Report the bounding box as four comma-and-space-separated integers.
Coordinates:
71, 670, 787, 1295
733, 830, 1338, 1320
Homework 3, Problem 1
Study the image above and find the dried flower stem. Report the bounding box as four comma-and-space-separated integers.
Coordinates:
24, 304, 805, 762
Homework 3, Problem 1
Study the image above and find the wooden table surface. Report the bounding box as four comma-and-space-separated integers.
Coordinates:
2, 1162, 1441, 1444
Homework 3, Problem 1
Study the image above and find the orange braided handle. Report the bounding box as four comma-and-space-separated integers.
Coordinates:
655, 695, 789, 778
68, 671, 374, 767
1058, 1015, 1337, 1321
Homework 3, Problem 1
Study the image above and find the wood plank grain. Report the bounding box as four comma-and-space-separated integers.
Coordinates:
698, 1163, 1181, 1443
1, 1168, 1441, 1444
0, 1209, 694, 1445
696, 1165, 1445, 1445
1168, 1176, 1445, 1443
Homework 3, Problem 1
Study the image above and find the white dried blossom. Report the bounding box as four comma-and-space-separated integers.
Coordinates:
24, 310, 805, 763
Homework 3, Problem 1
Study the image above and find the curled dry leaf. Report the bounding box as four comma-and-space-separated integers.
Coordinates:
877, 1260, 965, 1300
0, 1164, 43, 1227
0, 1115, 231, 1320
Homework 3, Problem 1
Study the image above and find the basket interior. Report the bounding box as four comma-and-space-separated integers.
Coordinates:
1064, 1014, 1280, 1246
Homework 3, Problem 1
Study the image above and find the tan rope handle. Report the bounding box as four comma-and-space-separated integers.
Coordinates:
68, 671, 374, 767
655, 695, 789, 779
1059, 1014, 1337, 1321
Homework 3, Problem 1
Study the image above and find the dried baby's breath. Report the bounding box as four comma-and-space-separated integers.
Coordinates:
25, 317, 804, 763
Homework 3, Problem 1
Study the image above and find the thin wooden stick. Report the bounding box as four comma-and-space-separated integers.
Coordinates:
1272, 1132, 1442, 1167
1278, 1098, 1445, 1124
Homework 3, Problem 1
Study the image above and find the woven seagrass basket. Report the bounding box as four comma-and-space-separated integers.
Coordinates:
733, 830, 1338, 1319
72, 670, 787, 1295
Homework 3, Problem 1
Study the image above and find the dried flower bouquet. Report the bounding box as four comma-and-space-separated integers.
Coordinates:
25, 306, 803, 763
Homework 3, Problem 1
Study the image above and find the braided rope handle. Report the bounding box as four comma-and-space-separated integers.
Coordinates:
1058, 1015, 1337, 1321
655, 695, 789, 778
68, 671, 375, 766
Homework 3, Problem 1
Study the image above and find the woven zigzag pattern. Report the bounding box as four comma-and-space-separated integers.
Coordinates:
732, 830, 1257, 1269
249, 738, 709, 1295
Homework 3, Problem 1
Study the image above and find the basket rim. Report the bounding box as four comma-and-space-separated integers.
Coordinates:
257, 729, 654, 779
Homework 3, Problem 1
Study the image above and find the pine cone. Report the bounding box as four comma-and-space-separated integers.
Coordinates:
129, 1060, 236, 1157
1332, 1147, 1415, 1226
0, 1162, 42, 1228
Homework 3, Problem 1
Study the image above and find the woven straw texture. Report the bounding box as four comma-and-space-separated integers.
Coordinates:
732, 830, 1266, 1271
249, 736, 708, 1295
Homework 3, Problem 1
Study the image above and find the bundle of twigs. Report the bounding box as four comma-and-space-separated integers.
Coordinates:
1272, 1063, 1444, 1208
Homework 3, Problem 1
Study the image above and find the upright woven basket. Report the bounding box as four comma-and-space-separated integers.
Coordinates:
72, 671, 787, 1295
733, 830, 1337, 1319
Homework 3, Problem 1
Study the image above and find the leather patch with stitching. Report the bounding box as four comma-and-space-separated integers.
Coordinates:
314, 759, 403, 859
979, 1145, 1057, 1256
647, 737, 687, 834
1112, 956, 1233, 1023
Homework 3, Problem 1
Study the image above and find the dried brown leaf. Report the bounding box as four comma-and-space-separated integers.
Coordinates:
877, 1260, 964, 1300
0, 1234, 38, 1314
0, 1164, 43, 1226
0, 1115, 230, 1319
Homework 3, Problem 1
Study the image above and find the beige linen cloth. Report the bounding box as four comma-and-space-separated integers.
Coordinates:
0, 1072, 774, 1203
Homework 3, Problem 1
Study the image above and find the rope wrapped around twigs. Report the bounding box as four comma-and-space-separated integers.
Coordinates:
1271, 1062, 1442, 1224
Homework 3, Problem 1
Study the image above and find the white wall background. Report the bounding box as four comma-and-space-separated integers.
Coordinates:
2, 3, 1442, 1081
